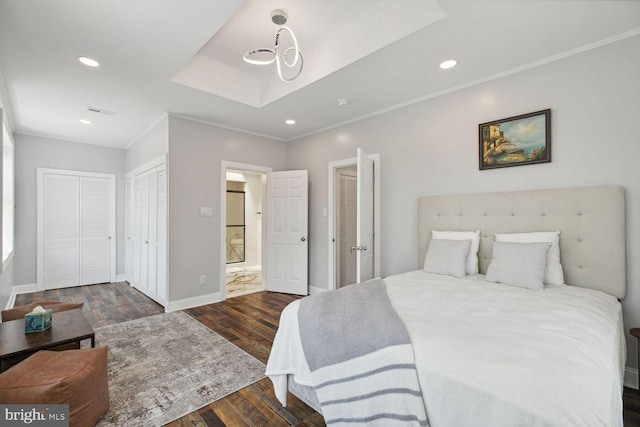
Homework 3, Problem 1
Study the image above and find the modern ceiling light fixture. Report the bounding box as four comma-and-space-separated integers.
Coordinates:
77, 56, 100, 67
440, 59, 457, 70
242, 9, 303, 82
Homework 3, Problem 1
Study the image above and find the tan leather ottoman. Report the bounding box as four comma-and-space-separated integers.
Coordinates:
0, 347, 109, 427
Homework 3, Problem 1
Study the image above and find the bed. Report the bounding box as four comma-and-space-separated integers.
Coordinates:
266, 185, 627, 426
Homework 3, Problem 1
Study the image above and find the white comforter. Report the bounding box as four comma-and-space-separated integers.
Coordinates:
266, 271, 626, 427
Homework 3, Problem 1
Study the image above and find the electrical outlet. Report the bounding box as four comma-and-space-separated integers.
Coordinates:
199, 275, 206, 285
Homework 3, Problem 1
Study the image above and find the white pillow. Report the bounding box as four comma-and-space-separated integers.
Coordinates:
485, 241, 552, 290
432, 230, 480, 275
423, 239, 472, 278
495, 231, 564, 285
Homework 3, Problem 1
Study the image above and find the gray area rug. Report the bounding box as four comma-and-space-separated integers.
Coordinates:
94, 311, 265, 426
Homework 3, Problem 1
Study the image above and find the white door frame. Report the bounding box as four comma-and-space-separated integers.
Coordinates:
37, 168, 117, 291
328, 153, 380, 290
220, 161, 272, 300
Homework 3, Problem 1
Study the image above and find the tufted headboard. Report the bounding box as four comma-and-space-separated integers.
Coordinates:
418, 186, 626, 298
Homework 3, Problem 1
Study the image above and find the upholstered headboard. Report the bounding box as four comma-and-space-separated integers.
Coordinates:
418, 186, 626, 298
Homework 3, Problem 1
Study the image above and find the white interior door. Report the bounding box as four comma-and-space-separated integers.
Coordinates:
44, 174, 80, 289
79, 177, 111, 285
125, 178, 133, 282
139, 172, 150, 292
147, 170, 158, 296
357, 147, 375, 283
127, 161, 167, 305
156, 166, 167, 302
38, 169, 115, 290
132, 175, 142, 288
265, 170, 308, 295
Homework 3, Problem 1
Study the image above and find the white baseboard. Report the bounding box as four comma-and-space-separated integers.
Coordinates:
625, 367, 638, 389
115, 274, 126, 282
309, 286, 327, 295
165, 291, 223, 312
5, 283, 38, 310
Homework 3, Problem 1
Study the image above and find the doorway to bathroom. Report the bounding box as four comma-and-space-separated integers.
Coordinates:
328, 148, 380, 290
335, 166, 357, 287
224, 167, 266, 298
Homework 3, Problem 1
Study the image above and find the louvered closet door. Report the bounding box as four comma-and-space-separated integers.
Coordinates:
80, 177, 111, 285
125, 178, 133, 282
127, 162, 167, 306
132, 175, 142, 288
147, 170, 158, 297
156, 166, 167, 302
139, 173, 150, 292
44, 174, 80, 289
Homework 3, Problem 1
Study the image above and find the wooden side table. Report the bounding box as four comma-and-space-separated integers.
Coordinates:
0, 309, 95, 372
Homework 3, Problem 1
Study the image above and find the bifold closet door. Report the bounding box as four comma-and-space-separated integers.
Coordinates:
125, 178, 133, 281
41, 171, 114, 290
128, 164, 167, 305
139, 173, 150, 293
44, 174, 80, 289
79, 177, 111, 285
132, 175, 142, 288
154, 166, 167, 303
147, 171, 158, 296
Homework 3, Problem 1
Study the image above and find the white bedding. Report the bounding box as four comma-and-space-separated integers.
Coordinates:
266, 270, 626, 427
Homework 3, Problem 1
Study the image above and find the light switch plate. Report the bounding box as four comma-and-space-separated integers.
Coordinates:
200, 207, 213, 216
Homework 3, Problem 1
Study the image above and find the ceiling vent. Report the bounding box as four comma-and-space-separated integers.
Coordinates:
87, 107, 115, 115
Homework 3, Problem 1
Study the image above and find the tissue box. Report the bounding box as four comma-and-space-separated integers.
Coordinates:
25, 309, 53, 333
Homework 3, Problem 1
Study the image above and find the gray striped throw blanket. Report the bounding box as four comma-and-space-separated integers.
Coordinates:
298, 278, 428, 426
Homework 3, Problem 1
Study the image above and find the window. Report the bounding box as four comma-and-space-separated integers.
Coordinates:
1, 111, 14, 270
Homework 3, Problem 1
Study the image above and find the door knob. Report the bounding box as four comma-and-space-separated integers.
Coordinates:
301, 237, 306, 241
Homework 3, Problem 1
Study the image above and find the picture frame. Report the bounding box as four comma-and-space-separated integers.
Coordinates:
479, 109, 551, 170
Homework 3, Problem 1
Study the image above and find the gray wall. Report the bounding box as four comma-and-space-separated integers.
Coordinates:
167, 116, 287, 301
125, 115, 168, 173
287, 35, 640, 366
14, 134, 126, 284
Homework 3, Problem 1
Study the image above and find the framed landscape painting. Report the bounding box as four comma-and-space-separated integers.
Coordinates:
479, 109, 551, 170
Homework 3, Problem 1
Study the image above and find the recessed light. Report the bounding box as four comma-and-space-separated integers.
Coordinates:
337, 99, 350, 107
440, 59, 457, 70
79, 119, 92, 125
77, 56, 100, 67
285, 119, 296, 125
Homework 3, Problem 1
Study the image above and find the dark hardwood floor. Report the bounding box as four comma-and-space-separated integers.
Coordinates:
14, 282, 164, 328
12, 284, 640, 426
626, 387, 640, 427
178, 291, 323, 427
